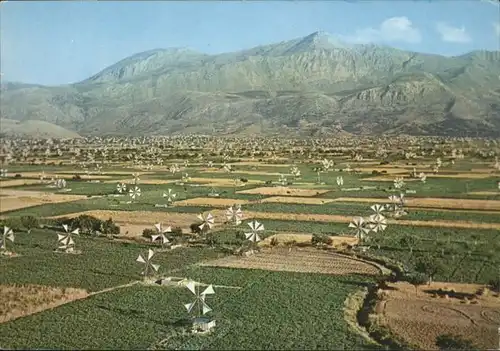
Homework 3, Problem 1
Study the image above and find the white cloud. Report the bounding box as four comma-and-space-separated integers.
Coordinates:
340, 16, 422, 44
435, 22, 471, 43
494, 22, 500, 37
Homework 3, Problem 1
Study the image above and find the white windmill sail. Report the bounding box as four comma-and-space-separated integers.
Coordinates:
1, 226, 14, 252
197, 213, 215, 231
183, 280, 216, 317
136, 248, 160, 277
245, 220, 264, 242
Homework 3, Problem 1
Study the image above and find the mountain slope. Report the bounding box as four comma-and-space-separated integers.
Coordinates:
1, 32, 499, 137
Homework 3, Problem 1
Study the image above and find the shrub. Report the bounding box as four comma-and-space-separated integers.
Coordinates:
170, 227, 183, 236
142, 228, 156, 239
72, 174, 82, 181
240, 178, 248, 183
264, 180, 272, 185
0, 217, 23, 231
101, 217, 120, 235
435, 334, 479, 351
190, 222, 208, 234
311, 233, 332, 246
14, 174, 21, 178
380, 160, 390, 165
73, 215, 103, 234
20, 216, 39, 233
371, 170, 381, 175
270, 237, 279, 247
489, 278, 500, 293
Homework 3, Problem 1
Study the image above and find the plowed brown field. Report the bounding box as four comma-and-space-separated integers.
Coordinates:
376, 281, 500, 350
0, 284, 88, 324
201, 247, 381, 275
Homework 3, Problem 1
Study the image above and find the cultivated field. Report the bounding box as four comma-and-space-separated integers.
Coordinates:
375, 282, 500, 350
1, 135, 499, 350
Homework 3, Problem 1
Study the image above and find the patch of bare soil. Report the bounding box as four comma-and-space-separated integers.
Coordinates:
47, 210, 213, 237
258, 233, 358, 248
260, 196, 336, 205
376, 281, 500, 350
174, 197, 250, 207
19, 172, 112, 180
0, 190, 89, 213
0, 179, 41, 188
0, 284, 88, 324
363, 173, 494, 181
332, 197, 500, 211
237, 186, 329, 197
201, 247, 380, 275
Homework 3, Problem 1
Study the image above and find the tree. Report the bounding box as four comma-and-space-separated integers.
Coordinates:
270, 236, 279, 249
435, 334, 479, 351
399, 234, 420, 255
405, 272, 427, 295
311, 233, 332, 247
415, 255, 445, 285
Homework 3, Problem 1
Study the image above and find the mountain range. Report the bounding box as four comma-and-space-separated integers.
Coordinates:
1, 31, 500, 138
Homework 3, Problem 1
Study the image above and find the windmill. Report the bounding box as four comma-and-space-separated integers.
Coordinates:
223, 163, 232, 174
151, 223, 171, 248
170, 163, 180, 175
57, 224, 80, 253
116, 182, 127, 194
419, 172, 427, 183
0, 226, 14, 255
56, 178, 67, 190
290, 166, 301, 179
180, 173, 191, 185
226, 205, 243, 225
183, 280, 216, 333
278, 174, 287, 186
393, 176, 405, 189
368, 214, 387, 233
197, 213, 215, 232
370, 204, 385, 217
162, 188, 177, 205
129, 186, 141, 201
208, 186, 220, 198
245, 220, 264, 243
349, 217, 370, 243
136, 249, 160, 278
132, 173, 140, 184
336, 176, 344, 186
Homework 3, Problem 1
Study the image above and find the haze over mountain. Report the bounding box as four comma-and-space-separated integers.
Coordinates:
1, 31, 500, 138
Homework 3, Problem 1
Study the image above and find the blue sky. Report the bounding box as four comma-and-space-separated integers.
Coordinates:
1, 0, 499, 86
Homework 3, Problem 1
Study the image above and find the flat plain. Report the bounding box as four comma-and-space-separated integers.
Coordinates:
0, 135, 499, 350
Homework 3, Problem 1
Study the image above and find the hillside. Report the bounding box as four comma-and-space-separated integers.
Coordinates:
0, 119, 81, 139
1, 31, 499, 137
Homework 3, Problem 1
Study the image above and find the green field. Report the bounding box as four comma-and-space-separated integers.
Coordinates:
1, 148, 500, 350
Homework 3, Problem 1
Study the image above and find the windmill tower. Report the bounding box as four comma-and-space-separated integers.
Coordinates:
183, 280, 216, 333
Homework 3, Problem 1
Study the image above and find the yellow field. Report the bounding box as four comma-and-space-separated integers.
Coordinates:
174, 197, 250, 207
332, 197, 500, 211
260, 196, 336, 205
